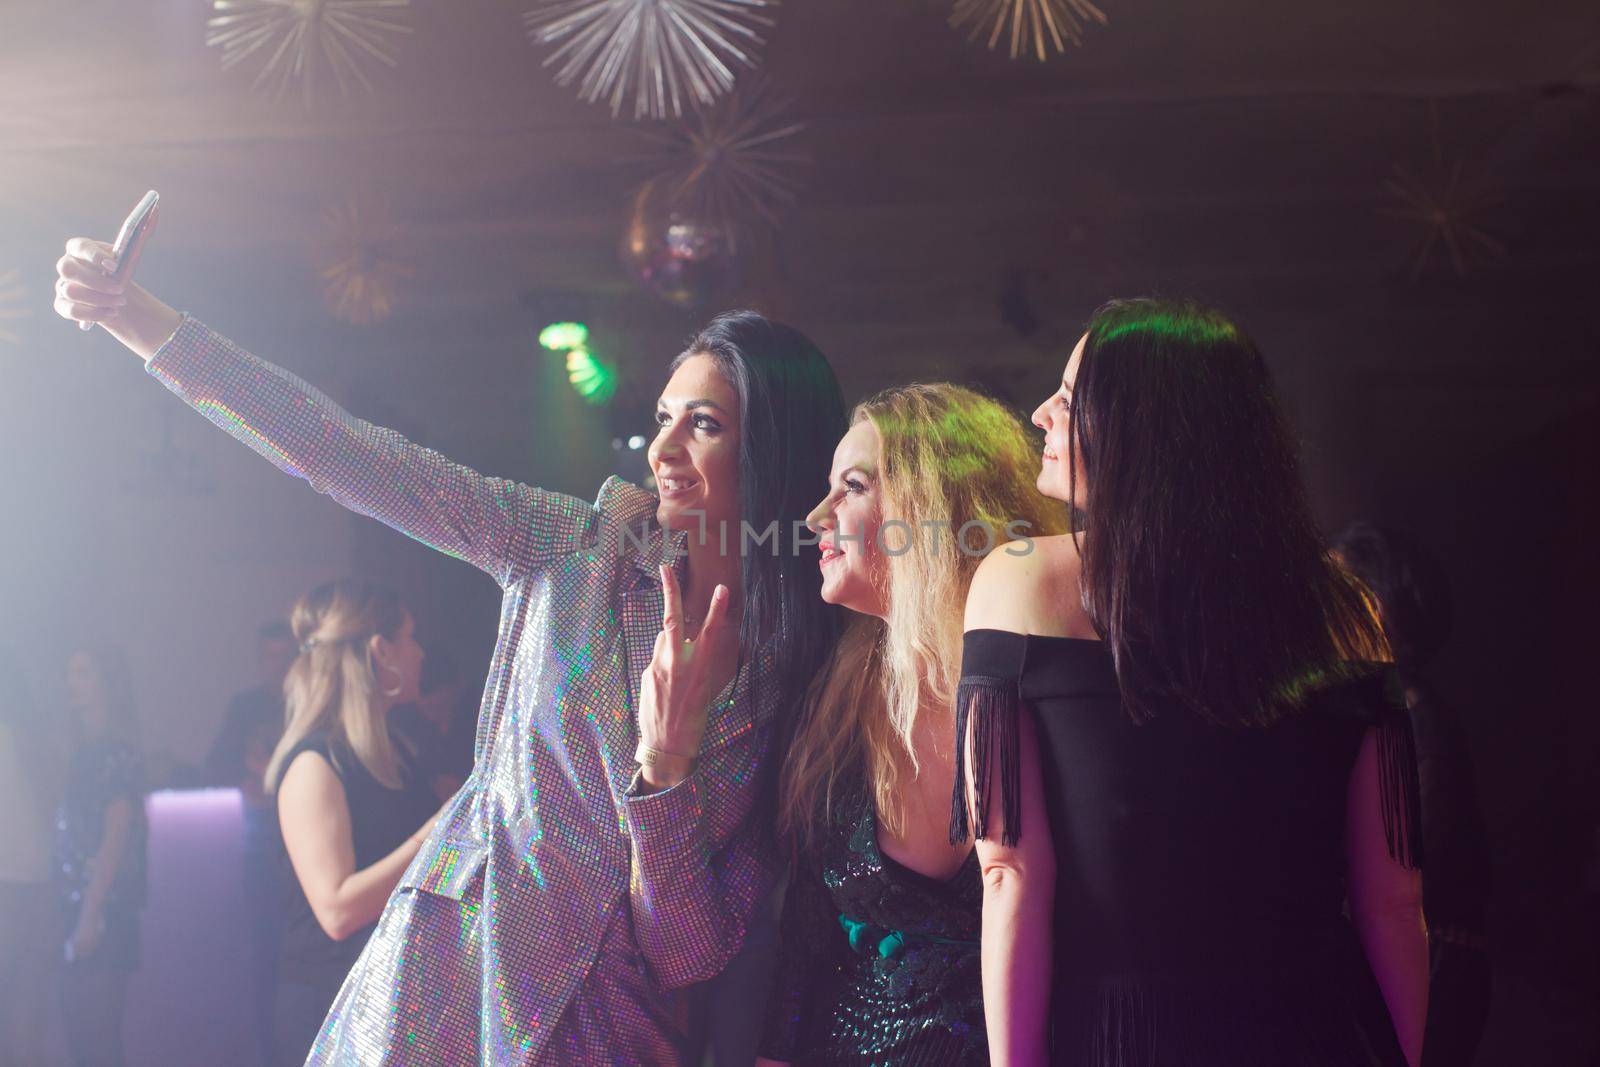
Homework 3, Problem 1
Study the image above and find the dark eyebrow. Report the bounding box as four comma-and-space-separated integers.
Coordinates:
657, 399, 729, 414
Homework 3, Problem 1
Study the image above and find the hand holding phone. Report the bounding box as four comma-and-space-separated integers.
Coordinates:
78, 190, 159, 332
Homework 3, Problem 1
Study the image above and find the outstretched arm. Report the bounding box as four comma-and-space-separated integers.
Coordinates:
54, 240, 597, 585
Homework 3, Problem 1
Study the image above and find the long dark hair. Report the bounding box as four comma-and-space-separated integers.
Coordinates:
673, 310, 847, 710
1068, 298, 1386, 726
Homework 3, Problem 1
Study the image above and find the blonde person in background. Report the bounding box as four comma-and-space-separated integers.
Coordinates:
757, 384, 1065, 1065
266, 578, 446, 1067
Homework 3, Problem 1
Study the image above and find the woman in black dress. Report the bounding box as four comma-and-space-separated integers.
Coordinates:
55, 644, 148, 1067
757, 384, 1065, 1065
954, 299, 1429, 1065
266, 579, 443, 1066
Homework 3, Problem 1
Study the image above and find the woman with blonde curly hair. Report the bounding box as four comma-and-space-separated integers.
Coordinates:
757, 383, 1065, 1065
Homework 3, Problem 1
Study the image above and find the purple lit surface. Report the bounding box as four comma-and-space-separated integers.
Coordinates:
125, 789, 257, 1066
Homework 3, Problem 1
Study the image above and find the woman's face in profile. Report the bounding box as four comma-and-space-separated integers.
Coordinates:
1031, 332, 1088, 508
649, 353, 742, 542
807, 420, 889, 618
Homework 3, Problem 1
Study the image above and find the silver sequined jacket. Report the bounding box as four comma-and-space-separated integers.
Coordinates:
148, 318, 784, 1064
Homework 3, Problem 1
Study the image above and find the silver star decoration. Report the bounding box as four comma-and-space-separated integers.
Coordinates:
312, 198, 414, 325
524, 0, 774, 120
1381, 105, 1506, 279
641, 76, 805, 233
950, 0, 1108, 62
206, 0, 414, 105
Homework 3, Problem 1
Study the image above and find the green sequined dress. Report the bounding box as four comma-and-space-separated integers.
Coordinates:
758, 772, 988, 1065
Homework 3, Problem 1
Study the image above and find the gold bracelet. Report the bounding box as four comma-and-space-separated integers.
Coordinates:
634, 740, 697, 783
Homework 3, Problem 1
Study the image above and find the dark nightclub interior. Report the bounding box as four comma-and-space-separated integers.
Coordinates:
2, 0, 1597, 1064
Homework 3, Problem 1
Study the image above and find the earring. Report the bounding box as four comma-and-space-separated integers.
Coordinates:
378, 663, 404, 699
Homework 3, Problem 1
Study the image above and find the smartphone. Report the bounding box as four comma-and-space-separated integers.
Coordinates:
80, 189, 159, 331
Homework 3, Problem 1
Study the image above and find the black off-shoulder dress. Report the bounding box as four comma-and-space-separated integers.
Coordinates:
953, 630, 1422, 1067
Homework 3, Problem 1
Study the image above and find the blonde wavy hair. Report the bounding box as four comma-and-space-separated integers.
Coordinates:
264, 578, 410, 793
779, 383, 1067, 850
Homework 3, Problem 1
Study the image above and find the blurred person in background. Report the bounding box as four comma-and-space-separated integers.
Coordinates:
389, 647, 476, 800
207, 620, 296, 803
0, 646, 59, 1065
206, 618, 296, 1066
265, 578, 444, 1066
1333, 521, 1492, 1067
55, 643, 148, 1067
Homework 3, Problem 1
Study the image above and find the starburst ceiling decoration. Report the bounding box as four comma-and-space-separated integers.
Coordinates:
0, 269, 30, 345
641, 76, 805, 233
1381, 105, 1506, 279
206, 0, 414, 105
312, 198, 414, 325
950, 0, 1108, 62
524, 0, 774, 121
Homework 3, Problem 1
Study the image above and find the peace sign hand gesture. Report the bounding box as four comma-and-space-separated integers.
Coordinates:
634, 563, 738, 791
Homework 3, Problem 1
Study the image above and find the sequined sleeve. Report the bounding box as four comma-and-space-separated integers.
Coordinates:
619, 758, 783, 990
756, 858, 833, 1061
146, 316, 598, 586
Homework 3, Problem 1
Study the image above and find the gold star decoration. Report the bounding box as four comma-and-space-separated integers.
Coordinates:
0, 269, 30, 345
312, 198, 414, 325
1381, 104, 1506, 279
949, 0, 1108, 62
206, 0, 414, 105
524, 0, 774, 120
640, 76, 805, 235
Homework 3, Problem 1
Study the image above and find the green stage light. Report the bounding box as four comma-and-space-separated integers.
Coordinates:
539, 321, 590, 352
539, 321, 615, 406
566, 349, 616, 405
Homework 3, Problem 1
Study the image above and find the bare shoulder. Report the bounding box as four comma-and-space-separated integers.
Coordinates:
965, 534, 1094, 638
278, 746, 344, 807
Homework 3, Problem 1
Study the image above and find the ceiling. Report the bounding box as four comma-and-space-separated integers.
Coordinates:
2, 0, 1596, 406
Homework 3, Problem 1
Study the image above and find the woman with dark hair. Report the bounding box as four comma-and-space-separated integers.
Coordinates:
54, 644, 148, 1067
1332, 521, 1491, 1067
52, 218, 846, 1063
0, 648, 57, 1065
954, 299, 1429, 1065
